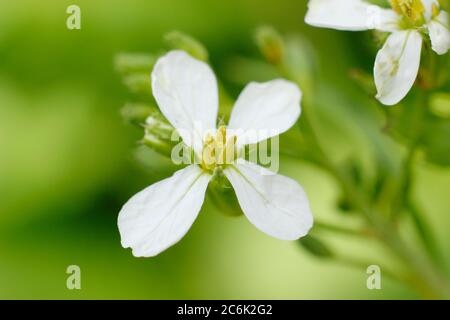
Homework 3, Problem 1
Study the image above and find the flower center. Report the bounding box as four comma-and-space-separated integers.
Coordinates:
200, 126, 237, 172
390, 0, 425, 26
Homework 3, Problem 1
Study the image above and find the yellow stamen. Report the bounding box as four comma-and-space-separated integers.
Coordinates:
390, 0, 425, 25
201, 126, 237, 172
431, 3, 440, 18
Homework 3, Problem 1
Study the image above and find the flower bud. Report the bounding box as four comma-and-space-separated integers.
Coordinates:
115, 53, 156, 75
164, 31, 209, 61
145, 112, 175, 141
298, 235, 334, 259
123, 73, 152, 96
255, 26, 285, 65
142, 112, 178, 158
349, 69, 377, 96
142, 133, 174, 157
121, 103, 155, 126
430, 92, 450, 118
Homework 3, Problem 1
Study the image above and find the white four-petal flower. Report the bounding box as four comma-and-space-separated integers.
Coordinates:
305, 0, 450, 105
118, 50, 313, 257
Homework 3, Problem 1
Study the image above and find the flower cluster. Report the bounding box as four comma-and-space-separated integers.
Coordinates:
117, 1, 449, 272
305, 0, 450, 105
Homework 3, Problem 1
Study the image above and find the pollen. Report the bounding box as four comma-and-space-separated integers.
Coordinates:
201, 126, 237, 172
390, 0, 425, 25
431, 3, 440, 18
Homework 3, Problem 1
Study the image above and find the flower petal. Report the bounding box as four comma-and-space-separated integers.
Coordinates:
224, 161, 313, 240
367, 6, 401, 32
118, 165, 211, 257
428, 11, 450, 55
227, 79, 301, 148
374, 30, 422, 106
305, 0, 373, 31
152, 50, 218, 153
422, 0, 440, 21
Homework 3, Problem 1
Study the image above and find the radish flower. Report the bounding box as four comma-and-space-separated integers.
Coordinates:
305, 0, 450, 105
118, 50, 313, 257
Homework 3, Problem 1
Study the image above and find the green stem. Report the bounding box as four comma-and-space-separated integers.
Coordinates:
301, 94, 449, 298
393, 90, 442, 266
391, 90, 425, 218
277, 59, 450, 298
377, 224, 450, 299
328, 150, 449, 298
314, 221, 375, 238
316, 127, 449, 297
407, 201, 443, 267
334, 254, 405, 284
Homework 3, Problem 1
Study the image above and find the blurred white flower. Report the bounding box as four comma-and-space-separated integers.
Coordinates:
305, 0, 450, 105
118, 50, 313, 257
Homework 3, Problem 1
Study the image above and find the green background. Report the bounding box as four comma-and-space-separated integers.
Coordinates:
0, 0, 449, 299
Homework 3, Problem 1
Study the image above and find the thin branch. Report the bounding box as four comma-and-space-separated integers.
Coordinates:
314, 221, 376, 238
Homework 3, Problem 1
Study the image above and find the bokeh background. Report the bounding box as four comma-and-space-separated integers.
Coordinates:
1, 0, 449, 299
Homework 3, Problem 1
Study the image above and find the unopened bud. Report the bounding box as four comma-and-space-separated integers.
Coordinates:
349, 69, 376, 96
255, 26, 285, 65
142, 112, 178, 157
430, 92, 450, 118
298, 235, 334, 259
142, 133, 174, 157
145, 112, 175, 141
121, 103, 155, 126
164, 31, 209, 61
122, 73, 152, 95
115, 53, 156, 75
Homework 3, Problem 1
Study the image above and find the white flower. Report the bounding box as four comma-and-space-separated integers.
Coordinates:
305, 0, 450, 105
118, 50, 313, 257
